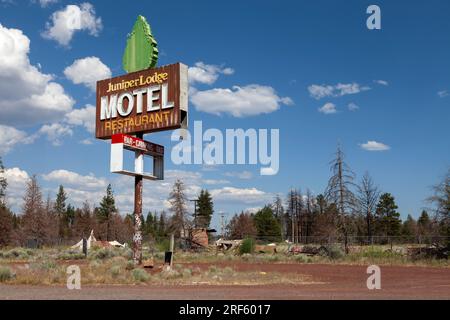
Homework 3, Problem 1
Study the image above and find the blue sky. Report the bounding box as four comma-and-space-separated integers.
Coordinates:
0, 0, 449, 230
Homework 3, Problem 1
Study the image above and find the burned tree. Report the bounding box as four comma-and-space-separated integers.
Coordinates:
168, 179, 189, 238
0, 157, 7, 206
22, 175, 51, 246
286, 189, 298, 242
272, 195, 285, 240
226, 211, 257, 239
325, 145, 356, 252
356, 172, 380, 244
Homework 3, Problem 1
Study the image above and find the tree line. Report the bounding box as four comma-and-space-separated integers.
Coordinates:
0, 157, 214, 247
225, 146, 450, 249
0, 146, 448, 249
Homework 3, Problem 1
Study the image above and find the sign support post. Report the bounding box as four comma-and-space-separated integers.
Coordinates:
134, 133, 144, 265
95, 15, 188, 266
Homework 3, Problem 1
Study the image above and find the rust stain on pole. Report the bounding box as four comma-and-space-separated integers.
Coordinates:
133, 132, 144, 265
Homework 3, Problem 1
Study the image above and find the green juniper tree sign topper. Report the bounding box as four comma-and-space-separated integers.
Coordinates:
122, 15, 158, 73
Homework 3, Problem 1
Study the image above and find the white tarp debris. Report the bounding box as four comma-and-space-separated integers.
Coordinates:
108, 240, 126, 248
71, 230, 126, 250
71, 230, 96, 250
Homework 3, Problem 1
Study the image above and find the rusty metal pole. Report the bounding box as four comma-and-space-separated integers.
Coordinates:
133, 132, 144, 265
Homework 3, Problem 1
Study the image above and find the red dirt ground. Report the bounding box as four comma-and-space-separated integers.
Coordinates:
1, 263, 449, 299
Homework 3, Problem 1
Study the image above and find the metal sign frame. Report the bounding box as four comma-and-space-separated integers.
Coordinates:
111, 134, 164, 180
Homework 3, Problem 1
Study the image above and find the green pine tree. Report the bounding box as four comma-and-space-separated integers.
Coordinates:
97, 184, 117, 241
54, 185, 67, 238
401, 214, 417, 242
375, 193, 402, 238
157, 211, 167, 239
417, 210, 432, 237
254, 206, 281, 242
145, 211, 157, 238
196, 189, 214, 229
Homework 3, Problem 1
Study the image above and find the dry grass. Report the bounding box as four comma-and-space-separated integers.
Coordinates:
0, 244, 447, 286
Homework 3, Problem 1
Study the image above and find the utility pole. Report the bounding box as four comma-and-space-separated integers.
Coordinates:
220, 212, 226, 239
190, 199, 199, 228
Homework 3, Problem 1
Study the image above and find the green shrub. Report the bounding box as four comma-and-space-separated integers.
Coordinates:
132, 268, 150, 282
57, 251, 86, 260
111, 256, 128, 266
38, 259, 57, 271
208, 265, 218, 273
154, 252, 165, 260
121, 248, 133, 260
327, 245, 345, 260
3, 248, 31, 260
88, 248, 117, 260
0, 266, 13, 282
126, 260, 135, 271
181, 268, 192, 277
362, 247, 399, 259
89, 260, 101, 269
110, 265, 122, 278
222, 267, 234, 275
294, 254, 309, 263
160, 268, 181, 279
239, 238, 255, 255
241, 253, 252, 261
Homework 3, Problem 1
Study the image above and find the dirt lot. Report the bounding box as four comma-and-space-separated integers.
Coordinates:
1, 263, 449, 299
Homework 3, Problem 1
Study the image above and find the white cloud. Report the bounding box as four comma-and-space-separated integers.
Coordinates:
245, 207, 262, 214
348, 102, 359, 111
38, 123, 73, 146
42, 169, 108, 189
0, 167, 29, 209
0, 24, 75, 126
2, 166, 275, 226
79, 138, 93, 145
202, 179, 230, 185
42, 3, 102, 46
437, 90, 449, 98
64, 56, 111, 91
0, 125, 35, 155
64, 104, 96, 133
38, 0, 58, 7
0, 0, 14, 6
308, 83, 370, 99
210, 187, 272, 204
188, 62, 234, 85
360, 140, 390, 151
191, 84, 293, 117
374, 80, 389, 86
318, 102, 337, 114
224, 171, 253, 180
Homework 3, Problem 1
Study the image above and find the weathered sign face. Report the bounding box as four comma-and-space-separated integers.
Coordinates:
111, 133, 164, 157
96, 62, 188, 139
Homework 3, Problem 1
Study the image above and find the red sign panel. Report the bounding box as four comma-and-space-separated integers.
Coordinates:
111, 134, 164, 157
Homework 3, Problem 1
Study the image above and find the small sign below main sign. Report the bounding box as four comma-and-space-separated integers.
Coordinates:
112, 133, 164, 157
110, 134, 164, 180
96, 62, 188, 139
